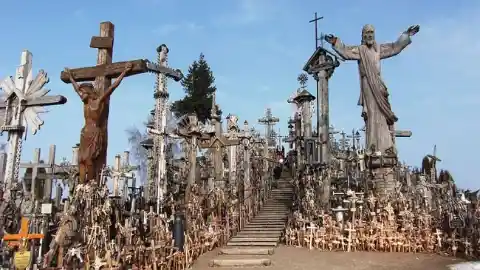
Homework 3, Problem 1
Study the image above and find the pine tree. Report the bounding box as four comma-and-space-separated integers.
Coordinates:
171, 53, 219, 123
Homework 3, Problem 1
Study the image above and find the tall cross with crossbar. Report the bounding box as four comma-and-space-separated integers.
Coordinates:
308, 12, 324, 49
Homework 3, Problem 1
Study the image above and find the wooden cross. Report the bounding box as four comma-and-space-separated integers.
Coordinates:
345, 222, 356, 252
339, 130, 348, 150
306, 223, 317, 250
257, 108, 279, 148
3, 217, 44, 245
198, 134, 240, 187
332, 205, 348, 224
383, 203, 394, 222
434, 228, 442, 248
20, 145, 56, 201
60, 22, 183, 182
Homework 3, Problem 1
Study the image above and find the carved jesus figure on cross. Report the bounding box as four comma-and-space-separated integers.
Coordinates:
64, 62, 132, 184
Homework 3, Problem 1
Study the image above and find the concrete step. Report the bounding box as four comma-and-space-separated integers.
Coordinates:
256, 212, 288, 215
248, 222, 285, 226
245, 222, 285, 226
230, 237, 279, 242
209, 258, 271, 267
235, 231, 282, 237
226, 241, 278, 247
241, 227, 284, 232
218, 248, 274, 255
244, 225, 285, 230
255, 213, 287, 216
259, 209, 289, 213
251, 216, 286, 220
235, 232, 282, 237
251, 219, 285, 223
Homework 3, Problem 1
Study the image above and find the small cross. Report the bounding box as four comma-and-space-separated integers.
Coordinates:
3, 217, 44, 246
384, 202, 394, 221
308, 12, 324, 48
434, 229, 442, 247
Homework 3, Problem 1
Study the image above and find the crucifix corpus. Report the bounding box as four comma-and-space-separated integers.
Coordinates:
324, 24, 419, 155
61, 21, 183, 184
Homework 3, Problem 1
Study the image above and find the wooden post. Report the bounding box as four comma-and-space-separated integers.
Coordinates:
198, 136, 240, 188
112, 154, 121, 196
20, 146, 56, 201
95, 22, 114, 174
62, 23, 182, 184
44, 145, 56, 201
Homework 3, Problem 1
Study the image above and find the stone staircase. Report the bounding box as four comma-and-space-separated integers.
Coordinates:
209, 178, 293, 267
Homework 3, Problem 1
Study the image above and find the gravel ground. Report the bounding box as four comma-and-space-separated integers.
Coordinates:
191, 246, 463, 270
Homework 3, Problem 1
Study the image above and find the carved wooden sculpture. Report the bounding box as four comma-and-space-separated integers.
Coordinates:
64, 64, 132, 184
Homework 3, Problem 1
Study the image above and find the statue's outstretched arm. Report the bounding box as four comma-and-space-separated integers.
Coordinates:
326, 34, 360, 60
380, 25, 419, 59
64, 68, 82, 97
379, 34, 412, 59
100, 63, 133, 102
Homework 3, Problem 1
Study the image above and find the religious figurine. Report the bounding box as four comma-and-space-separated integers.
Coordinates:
64, 63, 133, 184
226, 114, 239, 131
324, 24, 419, 154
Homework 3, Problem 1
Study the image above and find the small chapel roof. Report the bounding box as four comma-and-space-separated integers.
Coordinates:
302, 46, 340, 73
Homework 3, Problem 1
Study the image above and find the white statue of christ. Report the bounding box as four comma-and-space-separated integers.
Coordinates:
325, 24, 419, 155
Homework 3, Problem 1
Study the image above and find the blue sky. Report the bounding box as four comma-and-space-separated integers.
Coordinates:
0, 0, 478, 188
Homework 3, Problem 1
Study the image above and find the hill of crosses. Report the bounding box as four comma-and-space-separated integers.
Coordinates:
0, 21, 474, 270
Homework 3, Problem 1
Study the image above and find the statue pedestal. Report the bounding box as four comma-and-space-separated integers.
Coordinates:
367, 154, 398, 197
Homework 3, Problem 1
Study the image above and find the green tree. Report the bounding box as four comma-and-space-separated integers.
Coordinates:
171, 53, 220, 123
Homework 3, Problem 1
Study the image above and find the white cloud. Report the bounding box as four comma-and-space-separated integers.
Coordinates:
153, 22, 203, 36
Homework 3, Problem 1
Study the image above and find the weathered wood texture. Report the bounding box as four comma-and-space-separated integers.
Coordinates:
95, 21, 114, 175
60, 59, 147, 83
90, 36, 114, 49
0, 96, 67, 109
395, 130, 412, 138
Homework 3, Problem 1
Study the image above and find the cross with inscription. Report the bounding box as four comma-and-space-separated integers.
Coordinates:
60, 21, 183, 184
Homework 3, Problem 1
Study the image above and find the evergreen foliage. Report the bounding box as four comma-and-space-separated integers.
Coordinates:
171, 53, 220, 123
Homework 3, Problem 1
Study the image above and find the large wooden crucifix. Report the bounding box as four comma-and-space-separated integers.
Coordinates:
60, 22, 183, 184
